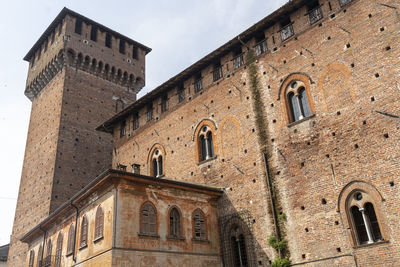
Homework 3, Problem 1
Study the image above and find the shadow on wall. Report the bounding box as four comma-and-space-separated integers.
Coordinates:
218, 195, 271, 267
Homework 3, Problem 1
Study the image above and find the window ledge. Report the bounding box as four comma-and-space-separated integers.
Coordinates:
93, 235, 103, 243
192, 238, 210, 243
354, 240, 389, 249
138, 232, 160, 238
78, 244, 87, 250
198, 156, 217, 166
287, 114, 316, 128
166, 235, 186, 241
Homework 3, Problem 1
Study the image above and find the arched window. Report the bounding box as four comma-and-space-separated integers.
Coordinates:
285, 80, 312, 122
140, 202, 157, 235
80, 215, 88, 248
198, 126, 214, 161
193, 209, 206, 240
347, 191, 383, 245
230, 226, 248, 267
28, 250, 35, 267
169, 207, 181, 238
95, 206, 104, 240
55, 232, 63, 267
67, 224, 74, 255
37, 245, 43, 267
151, 149, 164, 177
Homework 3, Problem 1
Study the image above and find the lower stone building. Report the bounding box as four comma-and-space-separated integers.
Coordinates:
20, 170, 222, 267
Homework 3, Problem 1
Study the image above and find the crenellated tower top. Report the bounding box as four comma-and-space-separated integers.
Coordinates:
23, 7, 151, 101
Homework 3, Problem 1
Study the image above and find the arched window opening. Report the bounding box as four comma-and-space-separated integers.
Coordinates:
348, 191, 384, 245
285, 81, 313, 123
141, 202, 157, 235
55, 233, 63, 267
169, 208, 181, 238
44, 239, 52, 266
193, 210, 206, 240
37, 245, 43, 267
198, 126, 214, 161
230, 227, 248, 267
28, 250, 35, 267
151, 149, 164, 177
67, 224, 74, 255
95, 206, 104, 240
80, 216, 88, 248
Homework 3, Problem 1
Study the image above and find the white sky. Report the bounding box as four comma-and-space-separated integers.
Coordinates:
0, 0, 287, 246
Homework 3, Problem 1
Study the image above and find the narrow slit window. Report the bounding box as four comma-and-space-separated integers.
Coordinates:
75, 19, 82, 35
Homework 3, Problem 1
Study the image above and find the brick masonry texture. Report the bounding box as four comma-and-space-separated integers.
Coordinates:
10, 0, 400, 266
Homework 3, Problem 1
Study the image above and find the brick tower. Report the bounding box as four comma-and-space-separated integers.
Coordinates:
8, 8, 151, 266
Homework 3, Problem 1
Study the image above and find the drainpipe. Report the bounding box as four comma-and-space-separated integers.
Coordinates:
39, 225, 47, 265
263, 153, 281, 255
70, 202, 79, 263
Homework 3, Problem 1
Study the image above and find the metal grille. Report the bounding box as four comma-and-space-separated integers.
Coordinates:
219, 210, 256, 267
233, 54, 244, 70
339, 0, 353, 7
309, 6, 323, 25
255, 40, 267, 56
212, 67, 223, 81
280, 24, 294, 41
194, 78, 203, 93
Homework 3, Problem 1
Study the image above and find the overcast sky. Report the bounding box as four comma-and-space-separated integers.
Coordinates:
0, 0, 287, 246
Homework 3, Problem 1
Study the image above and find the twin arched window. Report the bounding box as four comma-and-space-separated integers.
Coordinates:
286, 81, 311, 122
199, 126, 214, 161
348, 191, 383, 245
151, 149, 163, 177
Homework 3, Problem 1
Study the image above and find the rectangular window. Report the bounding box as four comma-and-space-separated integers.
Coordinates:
120, 120, 126, 137
194, 74, 203, 93
132, 113, 139, 130
254, 33, 267, 56
37, 49, 41, 60
161, 94, 168, 113
75, 19, 82, 35
132, 46, 139, 59
307, 1, 323, 25
90, 26, 97, 42
51, 32, 55, 44
44, 40, 48, 52
105, 33, 112, 48
146, 104, 153, 122
233, 49, 244, 70
119, 39, 125, 54
58, 23, 62, 36
31, 57, 35, 68
280, 18, 294, 41
339, 0, 353, 7
212, 62, 223, 82
177, 86, 185, 103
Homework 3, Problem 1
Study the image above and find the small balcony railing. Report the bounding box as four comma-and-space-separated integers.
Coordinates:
280, 24, 294, 41
233, 54, 244, 70
308, 6, 323, 25
339, 0, 353, 7
194, 78, 203, 93
254, 39, 267, 56
212, 67, 223, 81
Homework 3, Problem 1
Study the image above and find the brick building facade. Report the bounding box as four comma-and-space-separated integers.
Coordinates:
9, 0, 400, 266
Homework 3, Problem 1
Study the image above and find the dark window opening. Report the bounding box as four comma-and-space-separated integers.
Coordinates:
120, 120, 126, 137
90, 26, 97, 42
105, 33, 112, 48
75, 19, 82, 35
307, 1, 323, 24
37, 245, 43, 267
170, 208, 181, 237
51, 32, 55, 44
132, 46, 139, 59
212, 62, 223, 81
231, 231, 248, 267
132, 113, 139, 130
58, 23, 62, 36
67, 225, 74, 255
194, 73, 203, 93
80, 216, 88, 248
351, 206, 369, 244
55, 233, 63, 267
146, 104, 153, 121
280, 17, 294, 41
339, 0, 353, 7
254, 32, 267, 56
28, 250, 35, 267
161, 94, 168, 113
119, 39, 126, 54
178, 86, 185, 103
95, 206, 104, 239
365, 203, 383, 241
233, 48, 244, 70
44, 41, 48, 52
193, 210, 206, 239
